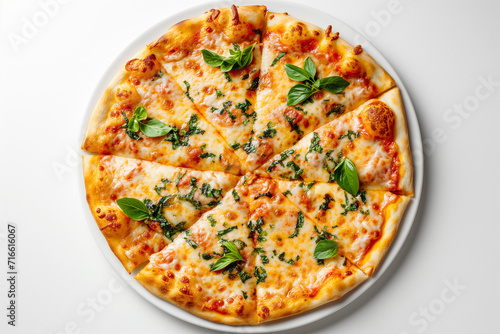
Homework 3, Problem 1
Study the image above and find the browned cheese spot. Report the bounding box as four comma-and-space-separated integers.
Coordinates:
361, 101, 396, 139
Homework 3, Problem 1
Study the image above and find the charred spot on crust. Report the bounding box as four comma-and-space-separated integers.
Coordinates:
353, 45, 363, 55
361, 101, 396, 139
325, 25, 332, 36
261, 305, 270, 318
125, 54, 157, 73
207, 9, 220, 23
231, 5, 240, 25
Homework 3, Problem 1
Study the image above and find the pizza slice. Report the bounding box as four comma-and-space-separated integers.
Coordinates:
243, 175, 367, 322
256, 87, 413, 195
82, 48, 243, 175
245, 12, 395, 170
135, 178, 258, 325
276, 180, 410, 276
148, 5, 267, 169
83, 155, 240, 273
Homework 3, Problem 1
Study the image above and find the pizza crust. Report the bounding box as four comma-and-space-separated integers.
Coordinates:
82, 47, 150, 154
377, 87, 414, 196
357, 195, 411, 276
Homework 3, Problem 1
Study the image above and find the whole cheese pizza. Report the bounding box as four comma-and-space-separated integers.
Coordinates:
82, 4, 414, 325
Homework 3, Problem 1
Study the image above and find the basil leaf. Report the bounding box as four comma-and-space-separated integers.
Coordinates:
318, 76, 350, 94
285, 64, 311, 82
128, 117, 140, 132
304, 57, 316, 79
133, 106, 148, 121
201, 49, 225, 67
116, 198, 150, 221
287, 83, 314, 106
235, 44, 255, 69
210, 240, 245, 271
220, 57, 237, 72
333, 157, 359, 196
313, 239, 338, 259
139, 119, 173, 137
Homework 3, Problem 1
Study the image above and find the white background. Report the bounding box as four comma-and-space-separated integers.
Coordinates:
1, 0, 499, 333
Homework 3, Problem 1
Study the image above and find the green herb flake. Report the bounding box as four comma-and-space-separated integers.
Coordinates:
217, 226, 238, 237
304, 132, 323, 162
340, 192, 359, 216
232, 190, 240, 202
284, 161, 304, 180
230, 142, 241, 150
239, 271, 251, 284
289, 212, 304, 238
339, 130, 361, 141
259, 122, 277, 139
183, 81, 194, 102
199, 152, 216, 160
254, 192, 272, 200
202, 253, 214, 260
208, 215, 217, 227
254, 266, 267, 285
283, 114, 304, 137
248, 76, 259, 91
326, 104, 345, 117
200, 183, 222, 199
184, 236, 199, 249
271, 52, 286, 67
154, 177, 172, 196
267, 149, 294, 172
319, 194, 334, 211
242, 137, 256, 154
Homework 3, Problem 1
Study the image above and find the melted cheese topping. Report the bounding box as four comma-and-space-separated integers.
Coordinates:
83, 155, 240, 273
275, 180, 402, 273
245, 12, 395, 171
148, 6, 266, 169
82, 51, 243, 175
243, 177, 366, 322
256, 94, 403, 193
135, 182, 258, 324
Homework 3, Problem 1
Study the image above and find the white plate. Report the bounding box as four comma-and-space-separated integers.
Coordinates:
79, 0, 424, 332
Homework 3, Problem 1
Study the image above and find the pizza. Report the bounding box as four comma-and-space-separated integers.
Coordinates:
82, 5, 414, 326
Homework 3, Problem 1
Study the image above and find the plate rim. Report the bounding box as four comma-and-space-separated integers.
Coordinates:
78, 0, 424, 332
